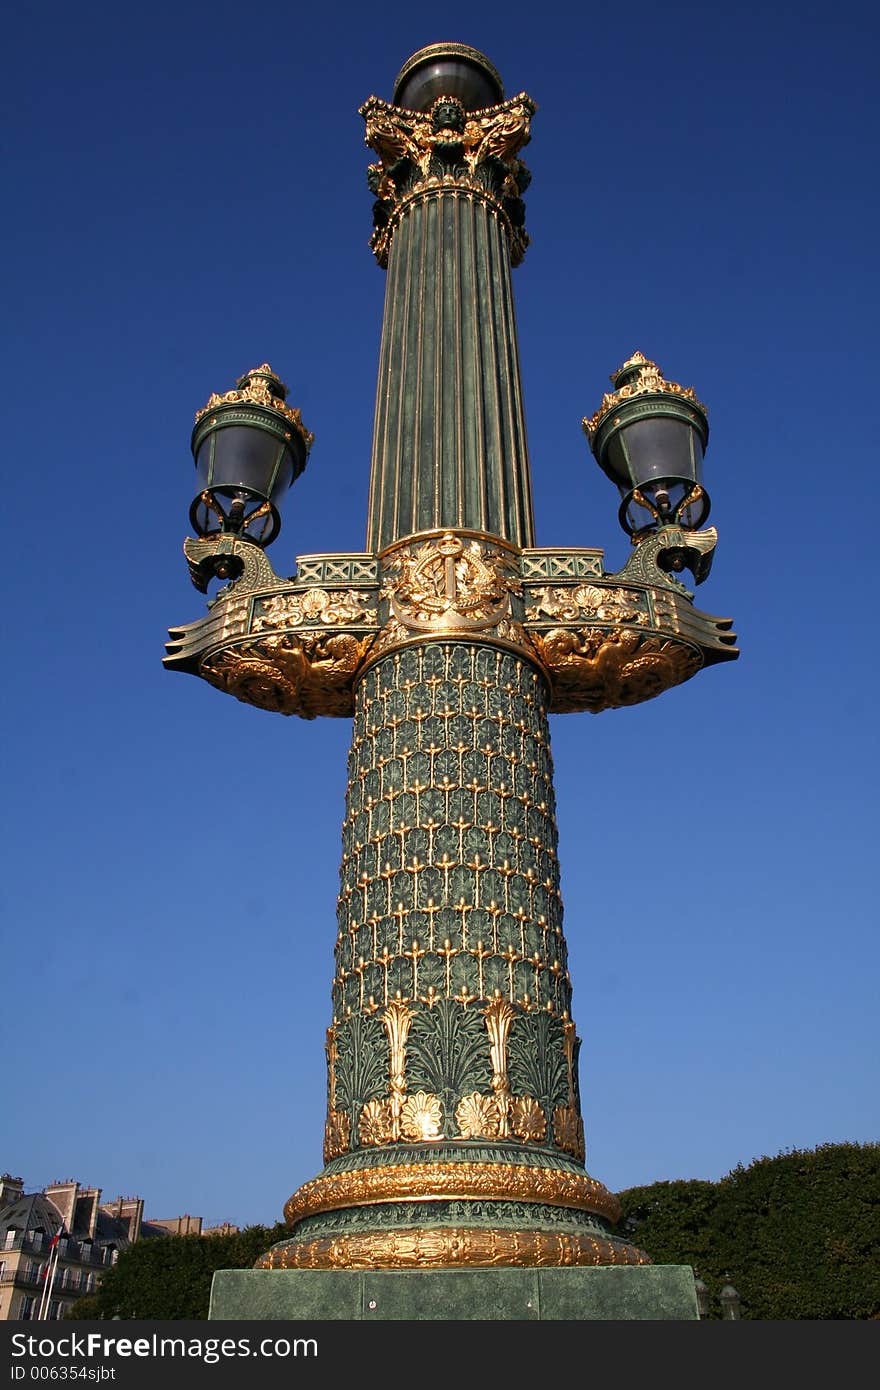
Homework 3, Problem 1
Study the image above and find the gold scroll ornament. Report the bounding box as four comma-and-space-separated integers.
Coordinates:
284, 1161, 621, 1227
199, 632, 374, 718
258, 1227, 648, 1270
528, 628, 701, 714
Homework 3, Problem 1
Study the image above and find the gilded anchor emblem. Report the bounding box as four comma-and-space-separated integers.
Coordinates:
383, 531, 521, 633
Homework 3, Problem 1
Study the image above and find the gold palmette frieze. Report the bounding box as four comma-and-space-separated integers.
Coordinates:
253, 588, 377, 630
283, 1163, 622, 1227
257, 1228, 646, 1270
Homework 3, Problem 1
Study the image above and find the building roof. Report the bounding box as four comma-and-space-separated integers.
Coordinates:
0, 1193, 133, 1250
0, 1194, 62, 1240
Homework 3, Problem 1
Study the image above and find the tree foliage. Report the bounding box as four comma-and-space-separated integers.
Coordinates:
615, 1142, 880, 1319
66, 1223, 288, 1320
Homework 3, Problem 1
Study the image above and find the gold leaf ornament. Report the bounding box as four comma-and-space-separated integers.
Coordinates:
455, 1092, 502, 1139
509, 1095, 546, 1142
399, 1091, 443, 1141
359, 1098, 394, 1146
323, 1109, 351, 1162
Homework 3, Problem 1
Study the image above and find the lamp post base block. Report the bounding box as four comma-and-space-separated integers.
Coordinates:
208, 1265, 699, 1320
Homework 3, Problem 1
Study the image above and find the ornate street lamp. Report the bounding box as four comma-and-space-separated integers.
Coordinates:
186, 364, 312, 590
720, 1275, 743, 1319
583, 351, 710, 539
166, 42, 737, 1318
693, 1273, 711, 1318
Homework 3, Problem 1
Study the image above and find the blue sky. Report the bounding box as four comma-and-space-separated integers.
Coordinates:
4, 0, 878, 1231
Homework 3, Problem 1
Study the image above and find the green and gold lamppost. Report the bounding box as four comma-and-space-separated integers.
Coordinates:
166, 42, 737, 1315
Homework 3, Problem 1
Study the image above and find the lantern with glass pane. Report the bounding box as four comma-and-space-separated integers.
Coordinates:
583, 351, 710, 542
189, 364, 312, 548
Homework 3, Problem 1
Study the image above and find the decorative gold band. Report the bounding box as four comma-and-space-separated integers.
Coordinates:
389, 177, 508, 226
284, 1162, 621, 1227
258, 1227, 647, 1270
372, 179, 523, 269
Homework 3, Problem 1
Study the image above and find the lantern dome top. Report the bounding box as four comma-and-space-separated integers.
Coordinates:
392, 42, 504, 112
194, 363, 314, 449
582, 352, 707, 444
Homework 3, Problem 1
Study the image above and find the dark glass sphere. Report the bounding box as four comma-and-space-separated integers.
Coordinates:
393, 43, 503, 112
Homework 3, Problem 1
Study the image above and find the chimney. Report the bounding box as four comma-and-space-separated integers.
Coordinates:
0, 1174, 24, 1209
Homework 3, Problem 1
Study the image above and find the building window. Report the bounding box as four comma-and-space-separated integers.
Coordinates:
4, 1230, 17, 1250
58, 1238, 68, 1256
20, 1296, 35, 1320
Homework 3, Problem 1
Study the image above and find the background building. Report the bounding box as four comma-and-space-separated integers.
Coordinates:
0, 1172, 222, 1320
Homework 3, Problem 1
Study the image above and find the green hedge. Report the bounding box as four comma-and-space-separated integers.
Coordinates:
615, 1142, 880, 1319
66, 1223, 288, 1320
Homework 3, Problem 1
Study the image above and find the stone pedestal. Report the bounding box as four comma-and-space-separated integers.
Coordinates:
209, 1265, 699, 1321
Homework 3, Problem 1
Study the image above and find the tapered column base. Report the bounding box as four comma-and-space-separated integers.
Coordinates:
258, 1150, 644, 1270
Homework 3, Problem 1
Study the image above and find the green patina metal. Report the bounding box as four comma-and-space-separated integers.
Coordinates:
210, 1265, 700, 1321
362, 75, 535, 551
166, 44, 737, 1296
280, 639, 606, 1250
292, 1201, 618, 1241
366, 177, 534, 550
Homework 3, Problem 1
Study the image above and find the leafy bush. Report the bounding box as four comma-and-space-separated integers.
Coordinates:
616, 1142, 880, 1319
66, 1222, 288, 1320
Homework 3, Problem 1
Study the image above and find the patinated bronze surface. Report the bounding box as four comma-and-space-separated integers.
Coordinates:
166, 45, 737, 1272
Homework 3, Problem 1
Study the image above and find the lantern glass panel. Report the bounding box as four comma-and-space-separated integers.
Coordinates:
612, 416, 703, 493
190, 493, 278, 544
623, 478, 704, 531
195, 426, 293, 503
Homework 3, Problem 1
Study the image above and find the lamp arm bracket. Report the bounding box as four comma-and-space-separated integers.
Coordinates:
613, 524, 718, 594
164, 531, 736, 718
182, 533, 287, 595
520, 538, 737, 713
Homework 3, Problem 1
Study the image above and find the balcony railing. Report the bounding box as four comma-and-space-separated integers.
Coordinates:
2, 1234, 112, 1265
0, 1266, 96, 1294
0, 1267, 41, 1287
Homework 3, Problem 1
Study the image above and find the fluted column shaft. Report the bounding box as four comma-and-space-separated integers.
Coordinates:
367, 187, 535, 552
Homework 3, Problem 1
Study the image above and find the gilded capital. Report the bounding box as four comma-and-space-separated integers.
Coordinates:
361, 92, 535, 266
